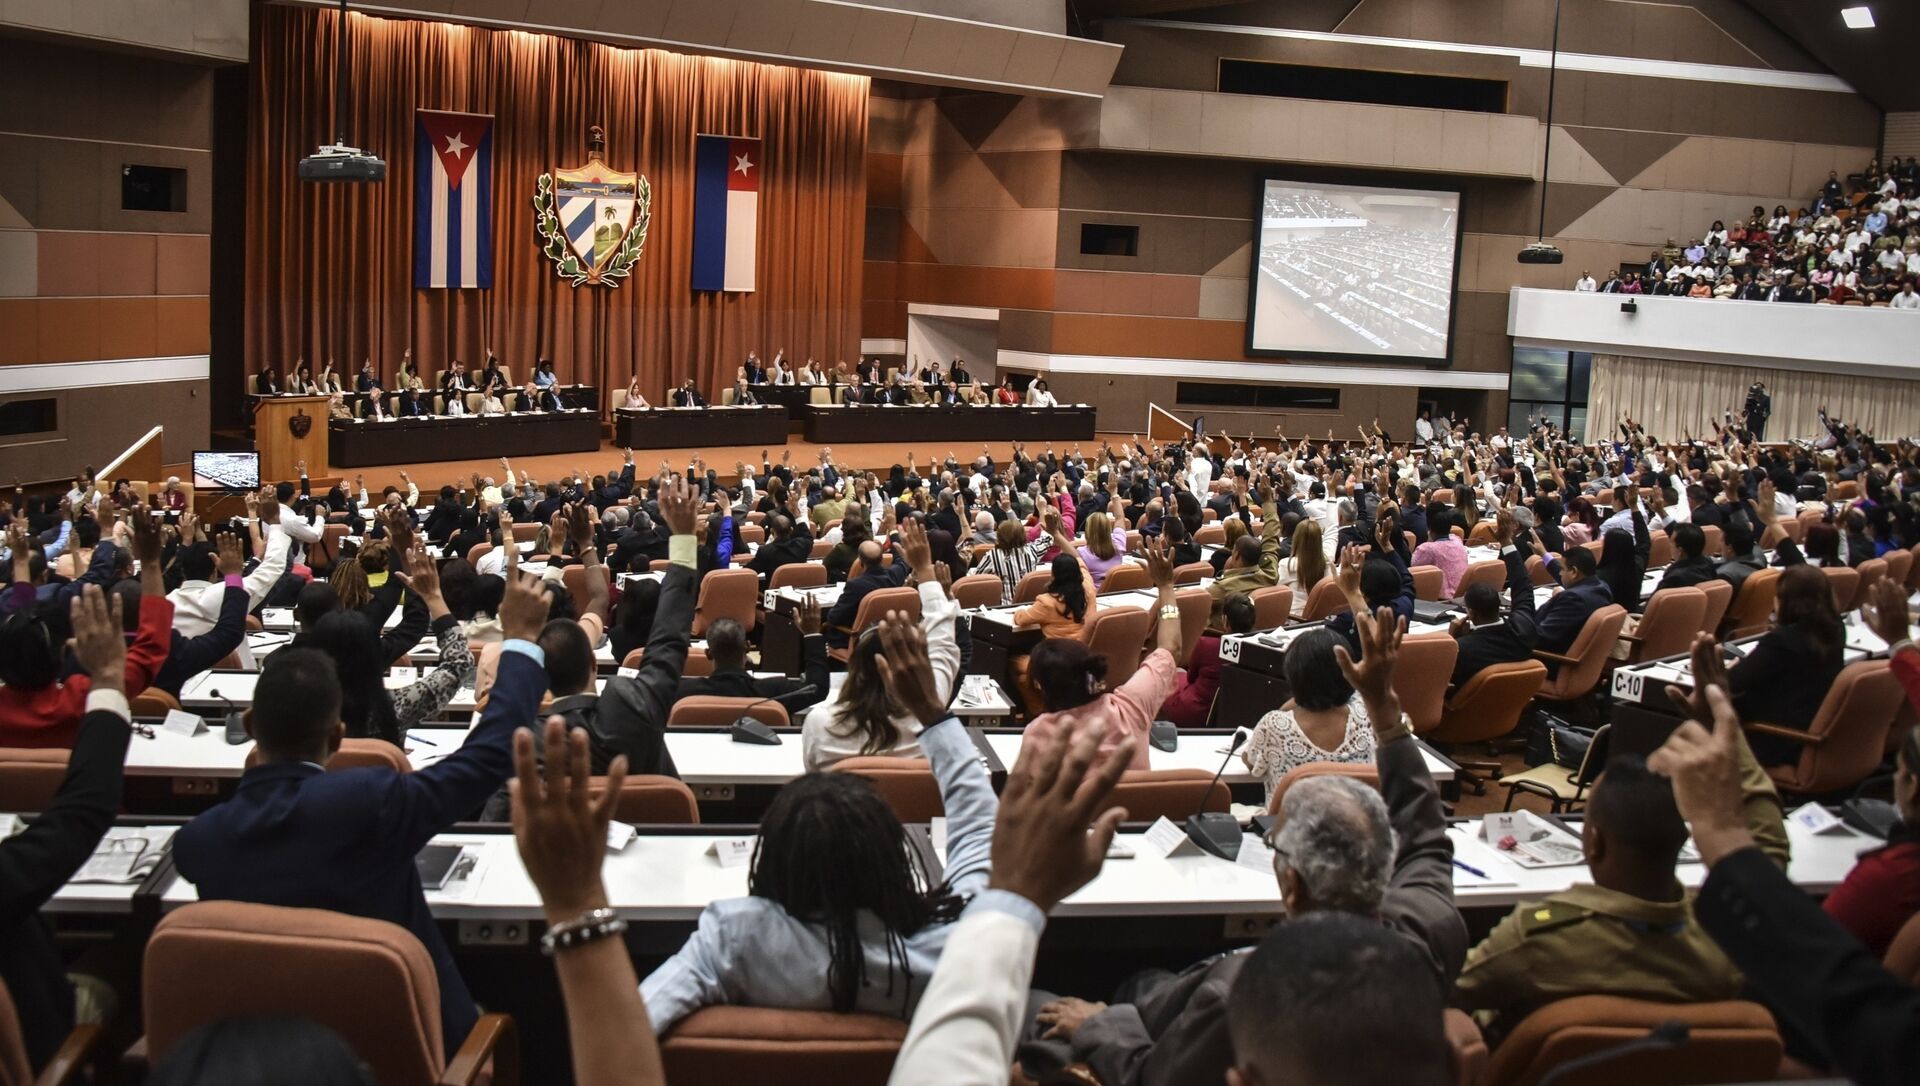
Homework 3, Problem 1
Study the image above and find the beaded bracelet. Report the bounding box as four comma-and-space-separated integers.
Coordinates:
540, 907, 627, 956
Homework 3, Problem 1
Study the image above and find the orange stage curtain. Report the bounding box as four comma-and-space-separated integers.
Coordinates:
246, 5, 868, 403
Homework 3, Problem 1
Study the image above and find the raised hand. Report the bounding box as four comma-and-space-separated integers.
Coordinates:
1143, 534, 1175, 590
991, 710, 1134, 915
1333, 605, 1406, 727
126, 506, 163, 565
1646, 682, 1755, 866
498, 556, 554, 642
899, 517, 935, 580
1665, 633, 1733, 722
216, 531, 246, 576
67, 585, 127, 692
871, 612, 947, 727
1861, 576, 1913, 649
655, 475, 698, 537
796, 595, 823, 636
511, 715, 621, 919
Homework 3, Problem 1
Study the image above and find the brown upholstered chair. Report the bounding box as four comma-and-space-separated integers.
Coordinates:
667, 696, 791, 730
560, 564, 609, 620
143, 902, 518, 1086
246, 738, 410, 774
511, 522, 539, 545
1620, 587, 1706, 664
1455, 560, 1506, 599
464, 542, 493, 568
0, 974, 99, 1086
1172, 561, 1211, 585
738, 522, 767, 547
590, 774, 699, 823
1248, 585, 1294, 630
769, 563, 828, 592
311, 522, 351, 575
659, 1006, 906, 1085
1410, 565, 1446, 602
1884, 911, 1920, 983
827, 587, 922, 664
1080, 607, 1155, 687
1533, 604, 1628, 702
1105, 769, 1229, 821
951, 574, 1004, 610
1720, 567, 1779, 638
1754, 659, 1906, 798
1466, 521, 1497, 547
1646, 529, 1673, 568
1100, 564, 1151, 593
1700, 523, 1724, 558
1481, 996, 1781, 1086
693, 568, 760, 637
1443, 1008, 1487, 1086
1695, 579, 1733, 639
1266, 762, 1381, 814
831, 757, 942, 821
1822, 565, 1860, 613
1525, 554, 1554, 587
1852, 556, 1888, 611
1194, 524, 1226, 547
1393, 633, 1461, 736
1429, 660, 1548, 794
1831, 480, 1861, 501
1173, 589, 1212, 667
1299, 578, 1349, 621
129, 689, 181, 717
1012, 569, 1052, 604
809, 539, 833, 560
0, 748, 69, 813
1883, 547, 1913, 589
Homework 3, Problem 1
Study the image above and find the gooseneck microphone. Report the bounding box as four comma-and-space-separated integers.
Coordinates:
211, 688, 249, 746
728, 684, 817, 746
1184, 729, 1248, 860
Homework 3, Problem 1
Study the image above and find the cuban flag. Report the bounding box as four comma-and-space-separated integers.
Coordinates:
414, 110, 494, 289
692, 135, 759, 293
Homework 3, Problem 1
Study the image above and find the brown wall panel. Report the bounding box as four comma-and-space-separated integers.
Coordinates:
95, 296, 159, 362
895, 263, 1056, 311
156, 233, 211, 296
0, 381, 209, 486
34, 232, 104, 297
1030, 369, 1425, 439
0, 38, 216, 151
98, 234, 161, 297
34, 298, 102, 364
154, 296, 212, 357
0, 301, 40, 365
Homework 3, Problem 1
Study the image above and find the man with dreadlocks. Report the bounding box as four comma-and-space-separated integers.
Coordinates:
638, 610, 998, 1033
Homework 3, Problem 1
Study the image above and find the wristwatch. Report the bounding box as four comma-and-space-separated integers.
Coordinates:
1375, 713, 1415, 745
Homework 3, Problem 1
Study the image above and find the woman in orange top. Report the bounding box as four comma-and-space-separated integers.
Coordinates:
1014, 554, 1097, 640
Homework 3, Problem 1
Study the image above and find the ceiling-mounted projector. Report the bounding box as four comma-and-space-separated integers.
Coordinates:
298, 144, 387, 182
1517, 242, 1564, 265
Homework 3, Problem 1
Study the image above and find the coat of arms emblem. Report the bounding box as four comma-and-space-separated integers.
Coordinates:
533, 125, 651, 287
289, 410, 312, 438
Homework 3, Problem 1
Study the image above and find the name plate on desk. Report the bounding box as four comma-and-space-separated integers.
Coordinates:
707, 838, 755, 868
1140, 816, 1204, 859
162, 710, 208, 737
1611, 668, 1644, 704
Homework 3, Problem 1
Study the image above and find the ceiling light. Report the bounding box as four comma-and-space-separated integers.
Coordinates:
1841, 6, 1875, 29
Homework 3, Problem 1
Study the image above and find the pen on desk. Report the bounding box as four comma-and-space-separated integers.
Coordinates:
1452, 858, 1489, 879
410, 733, 439, 747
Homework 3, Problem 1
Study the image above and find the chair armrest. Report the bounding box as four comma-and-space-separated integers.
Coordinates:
1532, 649, 1581, 666
38, 1024, 103, 1086
1744, 721, 1823, 746
439, 1012, 519, 1086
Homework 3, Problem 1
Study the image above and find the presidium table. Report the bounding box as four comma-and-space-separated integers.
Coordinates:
328, 410, 602, 467
614, 405, 790, 449
803, 404, 1097, 444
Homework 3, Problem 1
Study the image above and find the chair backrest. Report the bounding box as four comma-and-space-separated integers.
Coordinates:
1700, 524, 1724, 558
1432, 660, 1547, 743
511, 522, 539, 544
808, 386, 832, 404
660, 1005, 906, 1085
1822, 565, 1860, 613
1248, 585, 1294, 631
1696, 579, 1733, 638
831, 756, 943, 821
1393, 633, 1461, 735
465, 541, 493, 568
1540, 604, 1628, 700
1721, 567, 1779, 639
1444, 1008, 1488, 1086
1172, 560, 1210, 585
1627, 587, 1707, 664
739, 523, 767, 546
245, 738, 411, 774
561, 564, 609, 620
693, 568, 760, 636
1409, 565, 1446, 602
1832, 480, 1860, 501
1646, 529, 1673, 568
1194, 524, 1226, 547
1267, 762, 1381, 815
1171, 588, 1211, 668
1525, 554, 1553, 587
591, 774, 699, 823
951, 573, 1003, 610
1773, 659, 1907, 796
130, 689, 181, 716
667, 696, 791, 729
847, 587, 922, 639
145, 902, 451, 1086
1884, 547, 1913, 589
0, 748, 69, 813
1081, 607, 1156, 685
809, 539, 833, 560
1456, 560, 1506, 598
1852, 556, 1888, 611
769, 563, 828, 591
1012, 568, 1051, 604
1884, 911, 1920, 984
1107, 769, 1229, 821
1101, 564, 1151, 593
1482, 995, 1781, 1086
1300, 578, 1349, 621
1466, 521, 1497, 547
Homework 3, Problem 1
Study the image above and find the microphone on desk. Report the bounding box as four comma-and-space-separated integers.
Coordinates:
1535, 1021, 1689, 1086
209, 689, 249, 746
1184, 729, 1248, 861
730, 685, 815, 745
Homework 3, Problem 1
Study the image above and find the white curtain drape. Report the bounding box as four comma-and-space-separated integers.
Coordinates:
1585, 354, 1920, 444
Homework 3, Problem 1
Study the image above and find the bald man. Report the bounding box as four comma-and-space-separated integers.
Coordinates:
822, 536, 906, 648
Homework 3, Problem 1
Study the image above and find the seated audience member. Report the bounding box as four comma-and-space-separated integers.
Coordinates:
1595, 526, 1647, 614
1527, 541, 1610, 664
1650, 522, 1716, 594
168, 502, 290, 636
744, 491, 814, 584
1453, 639, 1787, 1042
1228, 915, 1451, 1086
1449, 567, 1538, 690
173, 569, 552, 1057
972, 510, 1062, 605
800, 524, 958, 770
1075, 506, 1130, 590
1020, 543, 1182, 770
1648, 673, 1920, 1086
1728, 563, 1845, 766
1, 588, 134, 1072
1207, 483, 1282, 624
1013, 553, 1097, 640
1272, 518, 1326, 618
1160, 593, 1253, 727
822, 536, 909, 650
0, 516, 172, 747
1714, 522, 1767, 597
641, 616, 995, 1032
1409, 511, 1469, 596
150, 533, 254, 697
1324, 541, 1416, 655
1018, 608, 1465, 1086
677, 609, 827, 715
1242, 627, 1373, 802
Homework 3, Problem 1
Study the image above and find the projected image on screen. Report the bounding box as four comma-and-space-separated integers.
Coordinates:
1248, 180, 1459, 362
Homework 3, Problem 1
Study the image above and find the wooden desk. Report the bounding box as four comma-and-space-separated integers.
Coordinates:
613, 406, 790, 450
251, 395, 331, 481
328, 411, 601, 467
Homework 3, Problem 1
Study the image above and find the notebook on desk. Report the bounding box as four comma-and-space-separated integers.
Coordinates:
1412, 600, 1460, 623
72, 830, 173, 885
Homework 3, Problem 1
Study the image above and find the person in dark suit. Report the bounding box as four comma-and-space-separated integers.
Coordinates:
675, 610, 828, 715
822, 539, 907, 649
1449, 542, 1537, 690
1728, 564, 1845, 766
670, 380, 707, 408
742, 353, 767, 384
398, 388, 430, 417
172, 574, 553, 1057
1650, 523, 1717, 596
745, 513, 814, 584
1, 587, 134, 1073
1529, 543, 1611, 669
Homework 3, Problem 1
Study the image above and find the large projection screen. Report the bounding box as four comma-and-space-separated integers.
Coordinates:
1246, 179, 1461, 363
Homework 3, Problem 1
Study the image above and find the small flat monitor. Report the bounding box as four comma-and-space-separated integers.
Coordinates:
192, 451, 261, 492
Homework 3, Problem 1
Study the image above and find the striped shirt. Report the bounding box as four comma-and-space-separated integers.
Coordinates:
971, 539, 1054, 605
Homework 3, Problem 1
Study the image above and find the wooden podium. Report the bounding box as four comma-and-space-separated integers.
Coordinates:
252, 395, 331, 482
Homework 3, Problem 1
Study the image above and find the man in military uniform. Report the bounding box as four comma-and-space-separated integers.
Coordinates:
1453, 676, 1788, 1042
